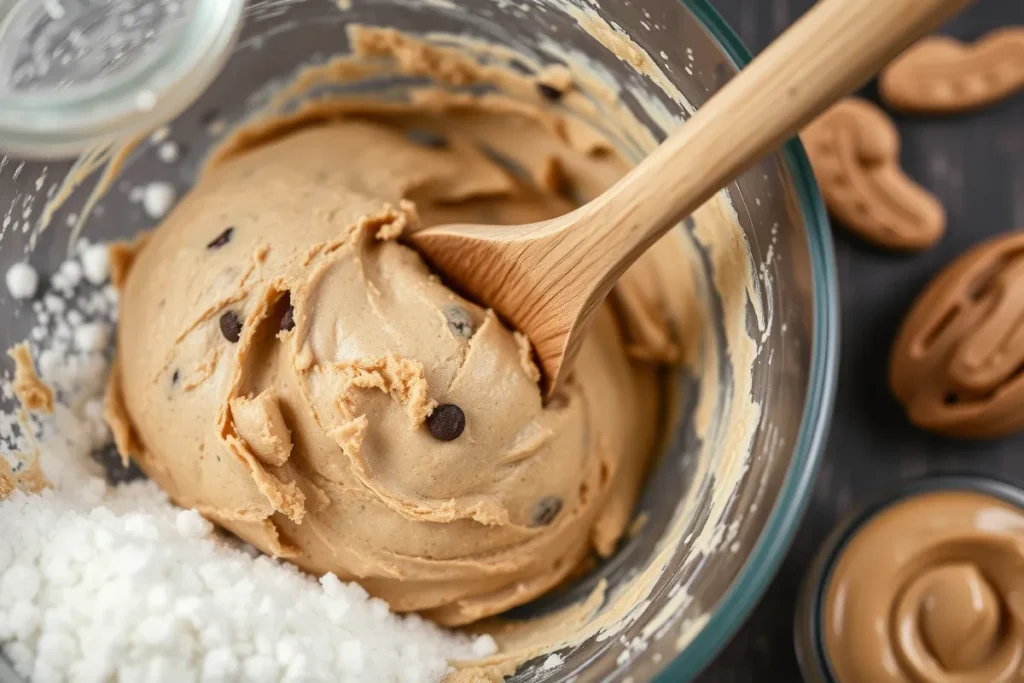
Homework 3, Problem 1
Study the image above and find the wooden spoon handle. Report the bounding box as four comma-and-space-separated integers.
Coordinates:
570, 0, 973, 283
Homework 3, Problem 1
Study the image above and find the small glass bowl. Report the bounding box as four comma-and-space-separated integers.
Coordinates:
795, 475, 1024, 683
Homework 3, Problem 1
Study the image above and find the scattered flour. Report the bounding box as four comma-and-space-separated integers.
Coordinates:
80, 245, 110, 286
540, 654, 564, 671
6, 263, 39, 300
0, 241, 496, 683
73, 322, 109, 352
149, 126, 171, 144
141, 182, 176, 219
157, 142, 180, 164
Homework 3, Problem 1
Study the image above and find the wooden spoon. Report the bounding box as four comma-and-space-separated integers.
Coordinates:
409, 0, 973, 397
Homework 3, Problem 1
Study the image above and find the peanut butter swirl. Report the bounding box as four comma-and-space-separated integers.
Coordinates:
824, 490, 1024, 683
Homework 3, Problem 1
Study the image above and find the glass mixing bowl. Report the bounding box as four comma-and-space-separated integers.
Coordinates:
0, 1, 838, 681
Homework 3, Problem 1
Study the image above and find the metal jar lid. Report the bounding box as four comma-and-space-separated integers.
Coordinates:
0, 0, 245, 159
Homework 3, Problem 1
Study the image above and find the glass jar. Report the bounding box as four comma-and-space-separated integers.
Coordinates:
795, 476, 1024, 683
0, 0, 244, 158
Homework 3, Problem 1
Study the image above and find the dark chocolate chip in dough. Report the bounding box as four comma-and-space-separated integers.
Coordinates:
207, 227, 234, 250
219, 311, 242, 343
531, 496, 563, 527
444, 305, 474, 338
280, 304, 295, 332
90, 444, 147, 486
407, 128, 449, 149
171, 369, 179, 385
428, 404, 466, 441
537, 83, 564, 102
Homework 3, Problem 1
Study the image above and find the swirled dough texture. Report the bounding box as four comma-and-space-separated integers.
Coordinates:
105, 98, 673, 626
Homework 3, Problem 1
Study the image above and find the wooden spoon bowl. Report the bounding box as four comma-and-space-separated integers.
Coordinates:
411, 0, 973, 397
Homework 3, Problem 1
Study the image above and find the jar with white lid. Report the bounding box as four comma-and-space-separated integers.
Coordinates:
0, 0, 243, 159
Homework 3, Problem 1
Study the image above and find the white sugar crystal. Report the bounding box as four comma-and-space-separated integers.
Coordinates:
6, 262, 39, 299
43, 293, 65, 314
74, 322, 109, 352
81, 244, 110, 285
158, 141, 180, 163
472, 634, 498, 658
143, 182, 176, 219
58, 260, 83, 289
339, 640, 364, 673
0, 238, 500, 682
176, 509, 212, 538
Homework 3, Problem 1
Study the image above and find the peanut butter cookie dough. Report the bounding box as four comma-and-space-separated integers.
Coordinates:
104, 36, 687, 628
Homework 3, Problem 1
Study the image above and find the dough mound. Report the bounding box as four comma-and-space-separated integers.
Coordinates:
106, 115, 659, 625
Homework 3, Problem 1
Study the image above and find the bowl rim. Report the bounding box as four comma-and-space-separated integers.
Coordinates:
656, 2, 840, 681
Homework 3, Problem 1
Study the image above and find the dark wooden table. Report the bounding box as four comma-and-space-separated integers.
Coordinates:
699, 1, 1024, 680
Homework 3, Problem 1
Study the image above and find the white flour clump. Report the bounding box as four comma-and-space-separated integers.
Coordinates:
5, 263, 39, 300
141, 182, 176, 219
0, 242, 497, 683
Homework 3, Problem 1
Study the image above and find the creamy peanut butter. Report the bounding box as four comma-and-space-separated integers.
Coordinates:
824, 490, 1024, 683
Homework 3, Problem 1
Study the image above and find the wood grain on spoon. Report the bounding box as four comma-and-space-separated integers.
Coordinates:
410, 0, 973, 398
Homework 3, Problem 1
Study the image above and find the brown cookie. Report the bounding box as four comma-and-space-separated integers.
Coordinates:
880, 28, 1024, 113
890, 231, 1024, 438
801, 98, 945, 251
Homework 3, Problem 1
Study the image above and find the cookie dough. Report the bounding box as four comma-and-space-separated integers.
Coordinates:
105, 93, 676, 625
824, 490, 1024, 683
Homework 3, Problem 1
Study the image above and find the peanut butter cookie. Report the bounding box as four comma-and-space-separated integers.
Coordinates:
801, 98, 945, 251
890, 231, 1024, 438
880, 28, 1024, 113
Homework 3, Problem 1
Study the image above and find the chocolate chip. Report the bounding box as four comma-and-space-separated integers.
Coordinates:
444, 305, 473, 338
207, 227, 234, 250
537, 83, 564, 102
280, 305, 295, 332
171, 369, 179, 385
108, 459, 146, 485
90, 444, 147, 486
407, 128, 448, 149
531, 496, 563, 527
219, 311, 242, 342
428, 404, 465, 441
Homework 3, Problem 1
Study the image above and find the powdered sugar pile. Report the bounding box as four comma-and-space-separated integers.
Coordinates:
0, 243, 497, 683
